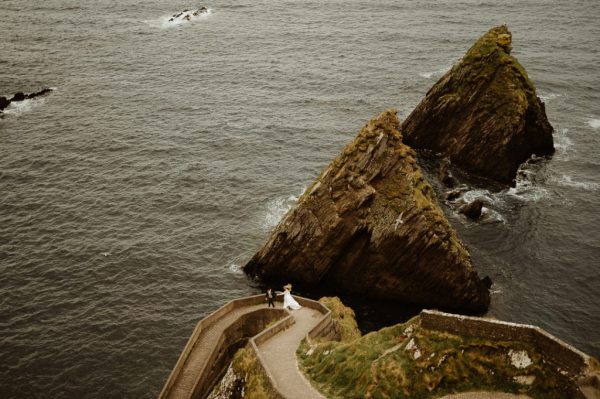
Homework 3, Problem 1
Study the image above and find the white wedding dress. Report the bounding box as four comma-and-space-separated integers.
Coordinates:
282, 289, 301, 310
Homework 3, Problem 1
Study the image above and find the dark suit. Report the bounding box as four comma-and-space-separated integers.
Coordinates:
265, 289, 275, 308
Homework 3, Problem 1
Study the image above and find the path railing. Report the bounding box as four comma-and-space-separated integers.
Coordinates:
158, 294, 337, 399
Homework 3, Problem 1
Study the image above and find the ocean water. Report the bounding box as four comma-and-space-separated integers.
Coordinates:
1, 0, 599, 397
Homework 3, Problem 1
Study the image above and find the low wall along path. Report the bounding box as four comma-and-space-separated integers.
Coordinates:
159, 297, 598, 399
159, 294, 335, 399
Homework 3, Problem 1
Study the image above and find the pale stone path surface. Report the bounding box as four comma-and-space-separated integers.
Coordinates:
257, 306, 326, 399
440, 392, 533, 399
165, 303, 266, 399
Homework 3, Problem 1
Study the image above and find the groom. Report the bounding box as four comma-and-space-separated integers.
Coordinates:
265, 287, 275, 308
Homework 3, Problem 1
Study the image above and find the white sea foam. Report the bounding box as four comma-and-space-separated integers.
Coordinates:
480, 206, 506, 224
552, 174, 600, 191
538, 92, 562, 102
152, 8, 212, 29
504, 168, 548, 202
2, 87, 56, 117
3, 98, 39, 116
227, 263, 242, 274
262, 187, 305, 230
462, 189, 494, 205
418, 64, 451, 79
554, 128, 573, 153
587, 119, 600, 129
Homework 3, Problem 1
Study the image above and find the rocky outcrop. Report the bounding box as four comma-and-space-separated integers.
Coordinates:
0, 88, 53, 112
168, 7, 208, 22
244, 109, 490, 313
402, 25, 554, 186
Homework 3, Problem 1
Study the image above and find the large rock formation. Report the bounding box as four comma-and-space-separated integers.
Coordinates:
402, 25, 554, 186
244, 110, 490, 313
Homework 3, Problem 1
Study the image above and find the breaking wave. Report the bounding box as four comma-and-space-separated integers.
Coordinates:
586, 119, 600, 129
552, 174, 600, 191
538, 92, 563, 102
262, 187, 305, 230
144, 8, 213, 29
418, 64, 451, 79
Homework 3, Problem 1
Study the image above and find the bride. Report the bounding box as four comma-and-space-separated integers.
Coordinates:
282, 284, 301, 310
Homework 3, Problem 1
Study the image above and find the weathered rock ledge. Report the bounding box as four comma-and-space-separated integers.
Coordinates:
402, 25, 554, 186
244, 109, 490, 313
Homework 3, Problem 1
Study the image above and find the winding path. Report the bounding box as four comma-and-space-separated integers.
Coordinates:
159, 295, 331, 399
256, 306, 326, 399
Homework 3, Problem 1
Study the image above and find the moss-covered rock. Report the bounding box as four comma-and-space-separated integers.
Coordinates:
402, 25, 554, 186
245, 109, 490, 313
298, 316, 585, 399
208, 345, 282, 399
319, 297, 361, 343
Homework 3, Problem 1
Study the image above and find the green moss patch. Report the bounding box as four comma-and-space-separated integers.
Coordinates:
318, 297, 362, 343
298, 317, 578, 399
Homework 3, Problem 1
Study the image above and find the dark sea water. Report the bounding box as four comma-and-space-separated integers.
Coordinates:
1, 0, 599, 397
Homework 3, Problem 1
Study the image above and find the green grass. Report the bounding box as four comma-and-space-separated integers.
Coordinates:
298, 313, 580, 399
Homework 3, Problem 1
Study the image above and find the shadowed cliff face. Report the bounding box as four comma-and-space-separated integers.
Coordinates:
244, 110, 490, 313
402, 25, 554, 186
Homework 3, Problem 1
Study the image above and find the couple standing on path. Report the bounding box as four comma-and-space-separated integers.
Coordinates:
266, 284, 302, 310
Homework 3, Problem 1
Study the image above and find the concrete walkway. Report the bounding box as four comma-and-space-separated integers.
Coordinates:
164, 303, 266, 399
257, 306, 326, 399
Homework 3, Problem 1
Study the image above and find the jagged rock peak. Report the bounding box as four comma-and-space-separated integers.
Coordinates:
402, 25, 554, 186
244, 109, 490, 313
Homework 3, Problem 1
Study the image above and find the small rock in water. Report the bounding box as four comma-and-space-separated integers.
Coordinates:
445, 188, 463, 202
0, 96, 10, 111
1, 88, 53, 113
458, 199, 484, 219
10, 92, 26, 102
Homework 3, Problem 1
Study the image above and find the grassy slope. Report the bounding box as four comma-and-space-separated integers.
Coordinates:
298, 304, 576, 399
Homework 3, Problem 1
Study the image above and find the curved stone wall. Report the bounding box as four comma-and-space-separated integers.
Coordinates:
420, 310, 592, 376
159, 294, 336, 399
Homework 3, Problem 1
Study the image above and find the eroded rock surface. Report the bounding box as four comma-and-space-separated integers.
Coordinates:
402, 25, 554, 186
244, 110, 490, 313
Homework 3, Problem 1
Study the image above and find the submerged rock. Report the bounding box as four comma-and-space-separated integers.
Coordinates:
168, 6, 208, 22
0, 96, 10, 111
0, 88, 53, 112
445, 188, 464, 202
244, 109, 490, 313
10, 92, 26, 102
458, 198, 484, 219
402, 25, 554, 186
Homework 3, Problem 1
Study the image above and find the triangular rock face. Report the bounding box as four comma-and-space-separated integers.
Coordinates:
245, 110, 490, 313
402, 25, 554, 186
